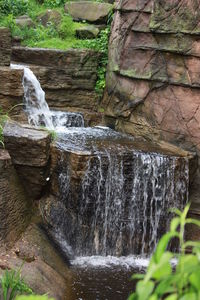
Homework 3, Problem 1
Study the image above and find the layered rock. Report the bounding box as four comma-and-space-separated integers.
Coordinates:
102, 0, 200, 205
12, 47, 101, 111
3, 121, 51, 199
0, 29, 25, 120
0, 150, 31, 245
0, 27, 11, 66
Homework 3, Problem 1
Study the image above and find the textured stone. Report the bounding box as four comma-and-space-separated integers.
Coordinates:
0, 150, 30, 246
64, 1, 113, 24
0, 27, 11, 66
103, 0, 200, 204
4, 121, 51, 199
37, 9, 62, 27
150, 0, 200, 34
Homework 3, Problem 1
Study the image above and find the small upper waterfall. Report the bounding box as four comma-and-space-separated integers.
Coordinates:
11, 63, 189, 258
11, 64, 84, 130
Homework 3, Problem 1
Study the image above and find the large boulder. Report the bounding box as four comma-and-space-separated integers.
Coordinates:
64, 1, 113, 24
0, 27, 11, 66
3, 121, 51, 199
37, 9, 62, 27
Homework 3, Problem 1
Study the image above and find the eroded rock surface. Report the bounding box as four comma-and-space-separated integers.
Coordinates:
0, 150, 31, 246
102, 0, 200, 205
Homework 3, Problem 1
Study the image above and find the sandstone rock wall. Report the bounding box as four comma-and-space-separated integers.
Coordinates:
12, 47, 101, 111
0, 28, 25, 120
102, 0, 200, 205
0, 150, 31, 245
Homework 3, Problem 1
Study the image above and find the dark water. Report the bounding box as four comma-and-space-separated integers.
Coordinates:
65, 264, 145, 300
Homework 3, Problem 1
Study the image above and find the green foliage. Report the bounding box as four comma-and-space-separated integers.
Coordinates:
129, 204, 200, 300
0, 0, 29, 16
43, 0, 65, 8
75, 27, 111, 94
0, 269, 32, 300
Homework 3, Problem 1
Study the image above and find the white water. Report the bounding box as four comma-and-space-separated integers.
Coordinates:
71, 255, 150, 269
11, 64, 84, 130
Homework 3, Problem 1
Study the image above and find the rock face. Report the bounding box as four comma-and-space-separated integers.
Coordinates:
102, 0, 200, 205
0, 27, 11, 66
3, 121, 51, 199
12, 47, 101, 111
0, 150, 31, 246
64, 1, 113, 24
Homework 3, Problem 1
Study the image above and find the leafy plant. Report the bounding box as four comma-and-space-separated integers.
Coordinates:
0, 268, 32, 300
129, 204, 200, 300
0, 0, 29, 16
43, 0, 65, 8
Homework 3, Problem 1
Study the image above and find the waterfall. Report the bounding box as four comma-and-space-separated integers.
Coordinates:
53, 128, 189, 257
11, 64, 84, 130
11, 63, 189, 258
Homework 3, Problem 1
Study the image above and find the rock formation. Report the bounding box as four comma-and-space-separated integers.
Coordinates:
102, 0, 200, 206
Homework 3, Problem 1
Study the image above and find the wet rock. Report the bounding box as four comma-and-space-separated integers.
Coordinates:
64, 1, 113, 24
76, 25, 99, 39
3, 121, 51, 199
15, 15, 35, 28
0, 27, 11, 66
37, 9, 62, 27
0, 150, 31, 246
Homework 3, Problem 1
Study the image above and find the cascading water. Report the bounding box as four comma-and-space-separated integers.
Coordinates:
12, 63, 189, 258
11, 64, 84, 130
53, 128, 188, 257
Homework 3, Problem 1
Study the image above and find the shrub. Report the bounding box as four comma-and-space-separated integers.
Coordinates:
43, 0, 65, 8
0, 0, 29, 16
129, 204, 200, 300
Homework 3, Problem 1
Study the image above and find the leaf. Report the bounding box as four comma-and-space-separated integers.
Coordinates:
179, 293, 197, 300
165, 294, 178, 300
154, 232, 178, 263
127, 293, 137, 300
186, 218, 200, 228
131, 274, 145, 280
177, 255, 199, 273
155, 276, 175, 295
189, 269, 200, 291
136, 280, 154, 300
170, 217, 180, 232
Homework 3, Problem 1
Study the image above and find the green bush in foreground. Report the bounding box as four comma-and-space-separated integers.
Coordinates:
0, 0, 29, 16
129, 204, 200, 300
